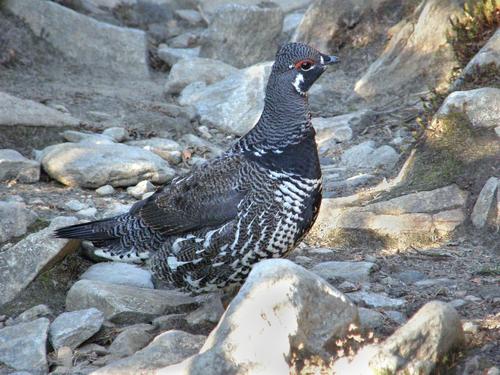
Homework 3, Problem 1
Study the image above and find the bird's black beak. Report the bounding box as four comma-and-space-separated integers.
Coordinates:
322, 54, 340, 65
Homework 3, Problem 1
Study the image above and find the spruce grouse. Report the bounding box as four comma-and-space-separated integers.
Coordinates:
55, 43, 339, 293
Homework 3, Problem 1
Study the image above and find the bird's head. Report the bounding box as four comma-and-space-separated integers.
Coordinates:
270, 42, 339, 96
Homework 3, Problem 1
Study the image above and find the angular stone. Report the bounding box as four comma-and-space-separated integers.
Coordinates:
438, 88, 500, 128
200, 3, 283, 68
157, 45, 200, 66
102, 127, 128, 142
94, 330, 205, 375
127, 180, 156, 199
159, 259, 358, 375
341, 141, 399, 170
355, 0, 463, 99
66, 280, 196, 323
0, 92, 80, 150
311, 261, 375, 283
11, 304, 52, 325
374, 302, 463, 374
80, 263, 154, 289
0, 149, 40, 183
185, 294, 224, 327
41, 142, 175, 188
348, 291, 405, 309
4, 0, 149, 78
0, 216, 78, 306
165, 57, 239, 95
0, 200, 37, 243
179, 62, 272, 135
471, 177, 498, 228
0, 318, 49, 374
49, 308, 104, 350
109, 324, 154, 358
463, 29, 500, 75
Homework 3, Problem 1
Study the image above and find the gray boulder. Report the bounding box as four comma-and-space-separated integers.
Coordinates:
199, 0, 311, 14
165, 57, 239, 95
40, 142, 175, 188
463, 28, 500, 76
0, 149, 40, 183
49, 308, 104, 350
80, 262, 154, 289
0, 216, 78, 306
437, 87, 500, 129
0, 200, 37, 243
66, 279, 196, 323
159, 259, 358, 375
355, 0, 463, 99
341, 141, 400, 171
108, 324, 154, 358
4, 0, 149, 78
179, 62, 272, 135
0, 92, 80, 150
200, 3, 283, 68
0, 318, 50, 374
93, 330, 206, 375
333, 301, 464, 374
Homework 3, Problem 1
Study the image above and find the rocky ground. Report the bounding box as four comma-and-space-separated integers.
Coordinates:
0, 0, 499, 374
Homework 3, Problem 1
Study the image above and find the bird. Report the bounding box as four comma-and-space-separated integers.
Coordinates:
55, 42, 339, 294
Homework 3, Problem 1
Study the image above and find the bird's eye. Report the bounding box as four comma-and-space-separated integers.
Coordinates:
294, 59, 314, 71
301, 61, 312, 70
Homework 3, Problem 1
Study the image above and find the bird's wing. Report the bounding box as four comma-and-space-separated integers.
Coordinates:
132, 155, 252, 237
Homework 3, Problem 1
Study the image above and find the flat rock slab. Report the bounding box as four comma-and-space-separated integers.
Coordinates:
438, 87, 500, 129
471, 177, 498, 229
93, 330, 206, 375
66, 280, 197, 324
0, 91, 80, 150
313, 185, 468, 246
311, 261, 375, 283
0, 200, 37, 243
4, 0, 149, 78
40, 142, 175, 188
348, 291, 406, 309
0, 216, 78, 306
0, 318, 50, 374
159, 259, 358, 375
0, 149, 40, 183
49, 308, 104, 350
333, 301, 465, 374
179, 62, 272, 135
80, 262, 154, 289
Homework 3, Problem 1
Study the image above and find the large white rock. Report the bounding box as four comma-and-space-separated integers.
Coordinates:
49, 308, 104, 350
0, 216, 78, 306
93, 330, 206, 375
200, 3, 283, 68
4, 0, 149, 78
0, 149, 40, 183
40, 142, 175, 188
179, 62, 272, 135
165, 57, 239, 95
66, 280, 196, 323
0, 200, 37, 243
355, 0, 463, 99
333, 301, 464, 374
438, 87, 500, 129
0, 318, 50, 374
0, 92, 80, 149
159, 259, 358, 375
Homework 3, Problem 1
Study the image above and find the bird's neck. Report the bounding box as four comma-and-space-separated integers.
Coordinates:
239, 78, 313, 151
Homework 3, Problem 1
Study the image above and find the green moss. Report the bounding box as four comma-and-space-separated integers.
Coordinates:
403, 112, 496, 191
